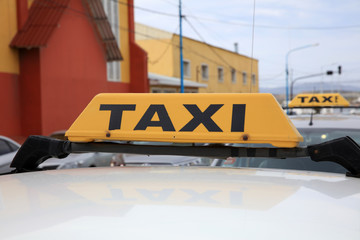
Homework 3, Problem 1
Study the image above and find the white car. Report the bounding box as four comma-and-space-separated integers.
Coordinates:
0, 135, 20, 156
35, 131, 117, 170
1, 166, 358, 239
0, 136, 20, 174
113, 153, 205, 166
39, 152, 117, 170
0, 93, 359, 239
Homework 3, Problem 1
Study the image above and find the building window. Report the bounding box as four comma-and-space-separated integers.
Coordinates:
242, 72, 247, 85
151, 88, 162, 93
102, 0, 121, 82
201, 64, 209, 81
218, 67, 224, 82
251, 74, 256, 86
231, 68, 236, 83
184, 89, 198, 93
183, 60, 191, 78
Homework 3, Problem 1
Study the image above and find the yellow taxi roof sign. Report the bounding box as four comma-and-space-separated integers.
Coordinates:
66, 93, 303, 148
289, 93, 349, 108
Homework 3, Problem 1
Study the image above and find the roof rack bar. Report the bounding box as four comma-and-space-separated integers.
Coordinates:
71, 142, 308, 159
10, 136, 71, 172
308, 136, 360, 177
9, 135, 360, 178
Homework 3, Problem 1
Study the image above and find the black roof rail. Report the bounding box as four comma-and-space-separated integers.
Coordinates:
9, 135, 360, 178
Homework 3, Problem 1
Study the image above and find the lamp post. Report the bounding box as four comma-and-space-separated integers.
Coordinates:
285, 43, 319, 114
179, 0, 184, 93
290, 71, 333, 101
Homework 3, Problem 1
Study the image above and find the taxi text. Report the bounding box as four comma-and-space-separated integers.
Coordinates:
100, 104, 246, 132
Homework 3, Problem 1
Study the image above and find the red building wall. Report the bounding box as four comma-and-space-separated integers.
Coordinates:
0, 73, 21, 138
20, 0, 133, 136
128, 0, 148, 93
18, 49, 42, 137
2, 0, 148, 141
39, 0, 109, 135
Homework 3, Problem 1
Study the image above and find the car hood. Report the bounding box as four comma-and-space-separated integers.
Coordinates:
0, 167, 359, 239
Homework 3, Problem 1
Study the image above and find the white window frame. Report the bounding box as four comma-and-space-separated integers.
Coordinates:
218, 66, 224, 83
151, 87, 177, 93
201, 64, 209, 81
231, 68, 236, 83
251, 74, 256, 86
102, 0, 121, 82
242, 72, 247, 85
183, 59, 191, 78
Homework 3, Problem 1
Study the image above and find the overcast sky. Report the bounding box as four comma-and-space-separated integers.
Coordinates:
134, 0, 360, 90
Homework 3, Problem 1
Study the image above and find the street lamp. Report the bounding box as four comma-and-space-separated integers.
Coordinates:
290, 71, 333, 101
285, 43, 319, 114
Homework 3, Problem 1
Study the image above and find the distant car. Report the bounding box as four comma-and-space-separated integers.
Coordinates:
110, 141, 209, 167
214, 114, 360, 174
112, 153, 205, 167
49, 130, 68, 140
0, 136, 20, 174
291, 114, 360, 146
41, 131, 116, 170
39, 152, 117, 170
0, 135, 20, 156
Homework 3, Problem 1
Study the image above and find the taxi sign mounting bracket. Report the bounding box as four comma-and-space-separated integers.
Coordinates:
9, 135, 360, 177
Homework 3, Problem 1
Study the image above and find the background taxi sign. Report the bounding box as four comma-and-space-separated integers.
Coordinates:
66, 93, 303, 147
288, 93, 349, 108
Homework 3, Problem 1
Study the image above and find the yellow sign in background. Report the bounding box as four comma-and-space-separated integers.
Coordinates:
289, 93, 349, 108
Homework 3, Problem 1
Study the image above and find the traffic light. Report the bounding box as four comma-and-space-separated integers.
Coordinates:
338, 65, 342, 74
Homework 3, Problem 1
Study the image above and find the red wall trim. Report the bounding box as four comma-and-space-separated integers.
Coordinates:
16, 0, 28, 30
0, 72, 21, 138
18, 49, 42, 136
128, 0, 149, 93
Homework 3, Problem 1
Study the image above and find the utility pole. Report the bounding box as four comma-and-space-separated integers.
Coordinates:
179, 0, 184, 93
290, 70, 335, 101
285, 43, 319, 114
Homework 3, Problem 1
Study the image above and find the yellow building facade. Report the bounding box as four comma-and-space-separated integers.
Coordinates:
0, 0, 19, 75
136, 23, 259, 93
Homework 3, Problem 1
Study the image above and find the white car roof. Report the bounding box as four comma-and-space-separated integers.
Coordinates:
0, 167, 359, 239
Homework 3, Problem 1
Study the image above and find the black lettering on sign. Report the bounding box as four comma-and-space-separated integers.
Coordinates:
299, 96, 308, 103
180, 104, 223, 132
309, 97, 320, 103
322, 96, 332, 103
100, 104, 136, 130
134, 105, 175, 131
231, 104, 246, 132
335, 96, 338, 103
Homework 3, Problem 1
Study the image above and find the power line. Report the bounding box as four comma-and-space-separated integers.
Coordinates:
115, 0, 178, 18
148, 27, 178, 65
118, 0, 360, 30
40, 0, 243, 73
185, 15, 360, 30
181, 3, 226, 47
184, 17, 253, 77
249, 0, 256, 93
